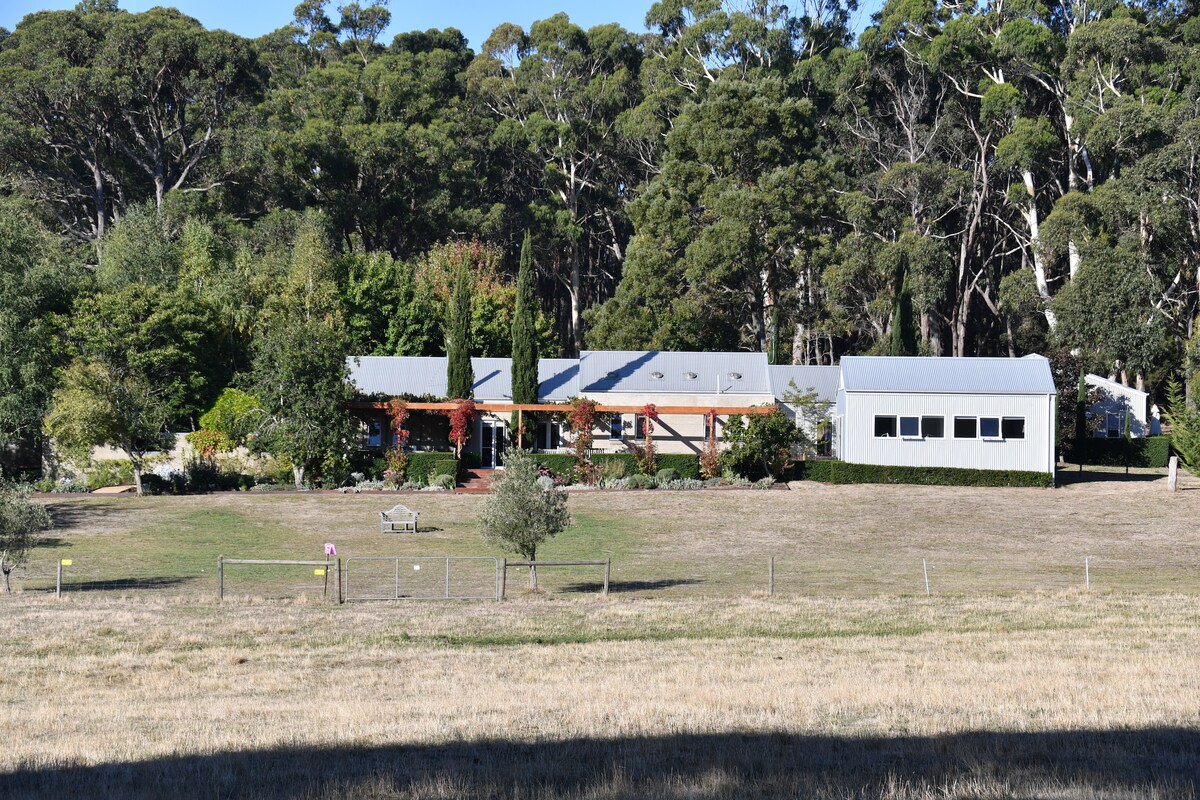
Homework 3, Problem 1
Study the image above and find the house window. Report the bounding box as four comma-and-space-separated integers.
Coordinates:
539, 420, 562, 451
703, 415, 719, 443
953, 417, 977, 439
609, 416, 623, 440
980, 417, 1001, 439
1002, 417, 1025, 439
634, 414, 648, 441
921, 416, 944, 438
874, 416, 897, 438
364, 419, 382, 448
899, 416, 920, 438
1107, 412, 1123, 438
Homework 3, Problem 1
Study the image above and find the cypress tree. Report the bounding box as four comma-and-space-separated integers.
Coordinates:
446, 257, 474, 399
511, 232, 539, 447
888, 252, 918, 357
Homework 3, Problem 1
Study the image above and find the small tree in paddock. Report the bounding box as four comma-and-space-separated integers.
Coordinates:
479, 449, 571, 587
0, 482, 52, 593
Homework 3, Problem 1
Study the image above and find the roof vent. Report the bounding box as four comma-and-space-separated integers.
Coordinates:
606, 370, 620, 380
728, 371, 743, 380
650, 371, 664, 380
684, 371, 698, 380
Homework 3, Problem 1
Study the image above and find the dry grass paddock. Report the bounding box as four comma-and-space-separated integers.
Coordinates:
4, 474, 1200, 798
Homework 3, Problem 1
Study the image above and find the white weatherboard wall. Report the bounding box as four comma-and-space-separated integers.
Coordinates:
841, 391, 1056, 474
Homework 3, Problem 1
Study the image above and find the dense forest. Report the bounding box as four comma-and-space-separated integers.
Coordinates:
2, 0, 1200, 465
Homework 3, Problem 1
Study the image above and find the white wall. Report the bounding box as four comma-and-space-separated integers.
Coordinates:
1085, 375, 1149, 438
579, 390, 776, 455
841, 392, 1056, 474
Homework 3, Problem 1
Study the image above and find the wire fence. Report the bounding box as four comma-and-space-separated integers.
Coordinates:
10, 552, 1194, 601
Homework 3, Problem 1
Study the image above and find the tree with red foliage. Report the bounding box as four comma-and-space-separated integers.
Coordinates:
637, 403, 659, 475
447, 399, 476, 459
383, 399, 410, 483
567, 397, 598, 482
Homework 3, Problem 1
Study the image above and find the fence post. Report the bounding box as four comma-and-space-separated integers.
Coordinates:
217, 555, 224, 601
445, 558, 450, 599
603, 559, 611, 598
1084, 556, 1090, 591
769, 556, 775, 596
337, 557, 344, 605
922, 558, 930, 597
56, 560, 62, 599
498, 558, 507, 601
1168, 456, 1179, 492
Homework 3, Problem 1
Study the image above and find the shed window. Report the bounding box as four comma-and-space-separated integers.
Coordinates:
953, 417, 977, 439
1106, 412, 1123, 438
921, 416, 944, 438
1001, 417, 1025, 439
874, 416, 898, 438
899, 416, 919, 437
980, 417, 1001, 439
609, 416, 623, 440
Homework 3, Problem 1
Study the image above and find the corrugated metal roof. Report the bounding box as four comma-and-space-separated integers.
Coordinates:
769, 365, 841, 403
578, 350, 771, 394
348, 356, 448, 397
840, 356, 1057, 395
347, 356, 580, 402
1085, 373, 1147, 400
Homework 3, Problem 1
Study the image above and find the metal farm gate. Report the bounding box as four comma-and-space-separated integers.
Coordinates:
344, 557, 500, 601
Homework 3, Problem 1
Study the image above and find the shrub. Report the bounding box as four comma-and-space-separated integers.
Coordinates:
86, 459, 135, 489
593, 453, 637, 475
753, 477, 775, 490
596, 457, 628, 480
662, 478, 705, 490
536, 475, 556, 491
626, 474, 655, 489
796, 460, 1053, 488
655, 467, 680, 483
426, 474, 455, 490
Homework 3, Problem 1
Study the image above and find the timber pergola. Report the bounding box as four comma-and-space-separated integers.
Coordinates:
347, 401, 777, 414
346, 400, 777, 441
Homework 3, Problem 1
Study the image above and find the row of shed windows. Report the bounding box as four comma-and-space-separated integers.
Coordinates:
873, 415, 1025, 441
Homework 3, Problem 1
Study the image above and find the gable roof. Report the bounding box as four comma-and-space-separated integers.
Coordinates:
769, 365, 841, 403
346, 356, 579, 402
1085, 373, 1147, 401
839, 355, 1057, 395
577, 350, 771, 394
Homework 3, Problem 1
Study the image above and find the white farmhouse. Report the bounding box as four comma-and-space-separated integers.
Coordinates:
832, 355, 1058, 475
1084, 373, 1155, 438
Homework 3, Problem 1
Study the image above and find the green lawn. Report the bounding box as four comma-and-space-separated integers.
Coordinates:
21, 472, 1200, 601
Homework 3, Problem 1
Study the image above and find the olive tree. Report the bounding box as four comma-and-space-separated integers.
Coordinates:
478, 449, 571, 588
0, 482, 52, 593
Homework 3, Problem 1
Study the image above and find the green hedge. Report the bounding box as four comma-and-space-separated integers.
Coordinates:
534, 453, 577, 479
653, 454, 701, 479
794, 460, 1053, 488
1077, 435, 1172, 468
407, 452, 457, 483
590, 452, 700, 478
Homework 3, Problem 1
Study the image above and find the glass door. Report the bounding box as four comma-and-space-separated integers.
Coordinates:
480, 421, 508, 469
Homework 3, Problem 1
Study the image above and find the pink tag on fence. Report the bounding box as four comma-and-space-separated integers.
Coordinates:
324, 543, 337, 556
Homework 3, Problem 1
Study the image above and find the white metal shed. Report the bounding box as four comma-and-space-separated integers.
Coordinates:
834, 356, 1058, 475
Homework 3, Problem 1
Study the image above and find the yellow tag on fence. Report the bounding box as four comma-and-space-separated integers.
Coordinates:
60, 559, 73, 566
314, 569, 325, 576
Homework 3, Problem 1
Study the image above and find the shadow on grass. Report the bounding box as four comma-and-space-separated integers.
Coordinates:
7, 728, 1199, 799
560, 578, 706, 594
60, 576, 192, 592
42, 498, 133, 530
1057, 468, 1164, 485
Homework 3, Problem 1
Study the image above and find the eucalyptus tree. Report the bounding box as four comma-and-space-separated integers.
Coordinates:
468, 14, 644, 353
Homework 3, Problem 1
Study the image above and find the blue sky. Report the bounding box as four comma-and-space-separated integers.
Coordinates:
2, 1, 881, 51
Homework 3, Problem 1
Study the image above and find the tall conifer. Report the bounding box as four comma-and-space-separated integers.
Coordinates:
446, 257, 474, 399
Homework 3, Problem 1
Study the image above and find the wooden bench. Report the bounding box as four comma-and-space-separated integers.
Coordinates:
380, 504, 419, 534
